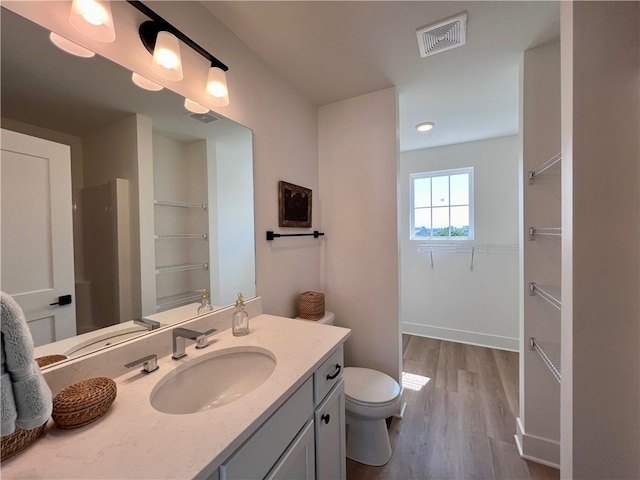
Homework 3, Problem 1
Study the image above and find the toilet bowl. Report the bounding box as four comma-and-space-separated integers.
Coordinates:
343, 367, 401, 466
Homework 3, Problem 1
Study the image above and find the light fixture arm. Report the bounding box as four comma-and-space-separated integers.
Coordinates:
126, 0, 228, 71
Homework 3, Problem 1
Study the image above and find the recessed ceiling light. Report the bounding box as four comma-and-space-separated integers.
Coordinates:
416, 122, 435, 132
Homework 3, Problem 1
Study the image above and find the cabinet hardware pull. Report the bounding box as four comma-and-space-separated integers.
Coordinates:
50, 294, 72, 306
326, 364, 342, 380
321, 414, 331, 424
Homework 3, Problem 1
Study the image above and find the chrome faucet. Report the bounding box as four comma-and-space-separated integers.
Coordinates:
125, 354, 159, 374
172, 327, 217, 360
134, 318, 161, 330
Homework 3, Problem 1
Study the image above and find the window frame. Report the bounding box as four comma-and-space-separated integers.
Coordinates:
409, 167, 474, 241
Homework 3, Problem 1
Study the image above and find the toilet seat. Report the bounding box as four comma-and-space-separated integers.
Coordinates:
344, 367, 400, 406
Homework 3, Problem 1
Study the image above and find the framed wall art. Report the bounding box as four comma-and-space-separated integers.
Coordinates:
279, 181, 312, 228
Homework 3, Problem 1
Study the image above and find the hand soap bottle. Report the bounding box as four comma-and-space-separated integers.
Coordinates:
232, 293, 249, 336
197, 289, 214, 315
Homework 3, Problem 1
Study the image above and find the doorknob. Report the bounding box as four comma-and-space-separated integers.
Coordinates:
50, 294, 72, 306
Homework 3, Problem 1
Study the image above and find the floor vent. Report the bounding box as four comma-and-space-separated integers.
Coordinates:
416, 12, 467, 58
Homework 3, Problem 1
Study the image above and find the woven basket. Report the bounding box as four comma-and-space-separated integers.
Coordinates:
52, 377, 117, 429
35, 355, 68, 368
1, 422, 47, 462
298, 291, 325, 320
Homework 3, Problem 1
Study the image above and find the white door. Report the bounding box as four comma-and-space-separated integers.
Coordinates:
1, 128, 76, 346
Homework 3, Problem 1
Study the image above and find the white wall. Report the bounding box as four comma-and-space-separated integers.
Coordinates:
561, 2, 640, 478
399, 136, 520, 351
318, 88, 401, 381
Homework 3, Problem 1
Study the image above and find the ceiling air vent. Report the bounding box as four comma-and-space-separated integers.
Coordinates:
416, 12, 467, 58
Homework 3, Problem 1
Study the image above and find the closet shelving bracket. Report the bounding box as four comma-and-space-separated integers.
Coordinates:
528, 152, 562, 184
529, 227, 562, 239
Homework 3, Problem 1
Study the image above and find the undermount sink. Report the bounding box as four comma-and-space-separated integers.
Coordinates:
150, 347, 276, 414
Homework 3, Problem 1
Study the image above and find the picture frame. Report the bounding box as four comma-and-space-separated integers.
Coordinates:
279, 181, 312, 228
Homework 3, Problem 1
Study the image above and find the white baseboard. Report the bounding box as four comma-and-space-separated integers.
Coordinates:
515, 417, 560, 469
402, 322, 519, 352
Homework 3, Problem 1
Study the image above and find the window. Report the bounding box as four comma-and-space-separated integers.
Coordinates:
410, 167, 473, 240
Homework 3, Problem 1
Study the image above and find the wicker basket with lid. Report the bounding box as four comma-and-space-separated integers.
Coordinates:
297, 291, 325, 320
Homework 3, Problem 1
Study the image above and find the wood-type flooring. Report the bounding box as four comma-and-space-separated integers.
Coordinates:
346, 335, 560, 480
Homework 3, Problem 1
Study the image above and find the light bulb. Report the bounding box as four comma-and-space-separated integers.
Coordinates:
206, 66, 229, 106
49, 32, 95, 58
152, 31, 183, 81
69, 0, 115, 43
131, 73, 163, 91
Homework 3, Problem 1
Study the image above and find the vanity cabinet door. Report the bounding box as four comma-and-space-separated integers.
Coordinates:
265, 420, 315, 480
314, 379, 346, 480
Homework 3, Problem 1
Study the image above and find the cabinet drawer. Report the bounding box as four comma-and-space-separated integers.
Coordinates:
313, 346, 344, 405
220, 378, 313, 480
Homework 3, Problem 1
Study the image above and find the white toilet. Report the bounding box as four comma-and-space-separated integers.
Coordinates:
294, 310, 402, 466
343, 367, 401, 466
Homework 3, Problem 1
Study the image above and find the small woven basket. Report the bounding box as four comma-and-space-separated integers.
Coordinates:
52, 377, 117, 429
297, 291, 325, 320
35, 354, 68, 368
1, 422, 47, 462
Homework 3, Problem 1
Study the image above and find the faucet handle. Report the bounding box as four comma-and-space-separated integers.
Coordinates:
125, 354, 159, 374
195, 328, 218, 349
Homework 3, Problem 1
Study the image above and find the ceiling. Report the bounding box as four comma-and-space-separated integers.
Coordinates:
202, 1, 560, 152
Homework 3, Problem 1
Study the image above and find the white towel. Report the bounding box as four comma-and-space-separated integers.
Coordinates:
1, 292, 52, 436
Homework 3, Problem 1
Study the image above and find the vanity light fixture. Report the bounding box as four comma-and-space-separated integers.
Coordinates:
184, 98, 209, 114
131, 72, 163, 91
416, 122, 435, 132
49, 32, 96, 58
127, 1, 230, 104
139, 23, 183, 82
69, 0, 116, 43
206, 66, 229, 107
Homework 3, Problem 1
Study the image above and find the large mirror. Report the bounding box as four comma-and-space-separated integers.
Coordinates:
0, 8, 256, 366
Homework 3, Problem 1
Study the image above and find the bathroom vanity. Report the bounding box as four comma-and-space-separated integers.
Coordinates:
1, 312, 350, 479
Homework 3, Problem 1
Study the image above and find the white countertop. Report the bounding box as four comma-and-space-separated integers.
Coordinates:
2, 315, 350, 479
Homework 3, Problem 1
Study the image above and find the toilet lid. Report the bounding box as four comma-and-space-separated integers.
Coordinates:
343, 367, 400, 405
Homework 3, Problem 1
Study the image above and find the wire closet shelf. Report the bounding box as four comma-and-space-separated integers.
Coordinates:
528, 152, 561, 184
530, 337, 561, 383
417, 243, 519, 271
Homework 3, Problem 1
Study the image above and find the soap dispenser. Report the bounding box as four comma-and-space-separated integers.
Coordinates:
232, 293, 249, 336
197, 289, 214, 315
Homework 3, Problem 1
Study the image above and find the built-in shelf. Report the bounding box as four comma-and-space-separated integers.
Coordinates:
528, 153, 561, 184
530, 337, 561, 383
155, 233, 208, 240
154, 199, 207, 209
529, 282, 561, 310
155, 263, 208, 274
156, 292, 202, 310
529, 227, 562, 239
